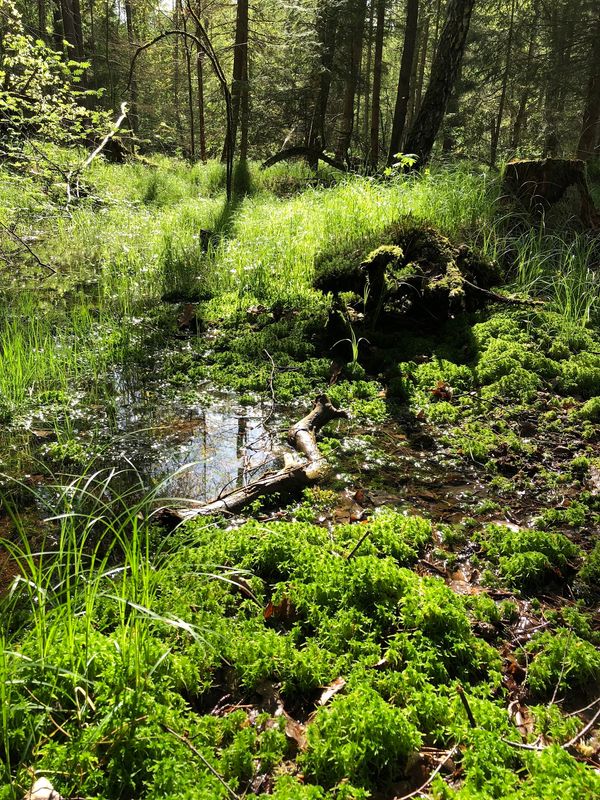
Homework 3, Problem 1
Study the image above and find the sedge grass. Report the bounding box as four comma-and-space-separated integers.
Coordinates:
0, 464, 221, 788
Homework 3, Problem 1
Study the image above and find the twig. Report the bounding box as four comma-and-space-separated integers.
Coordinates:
567, 696, 600, 718
456, 684, 477, 729
501, 698, 600, 753
67, 102, 129, 200
263, 349, 277, 424
0, 221, 56, 275
346, 525, 374, 560
563, 703, 600, 750
549, 629, 572, 706
394, 746, 459, 800
501, 736, 543, 751
162, 724, 241, 800
462, 278, 544, 307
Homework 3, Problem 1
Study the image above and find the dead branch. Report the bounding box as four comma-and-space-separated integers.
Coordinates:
166, 395, 347, 522
261, 146, 347, 172
0, 221, 56, 275
127, 20, 234, 201
66, 102, 129, 202
162, 725, 241, 800
461, 278, 545, 307
394, 746, 460, 800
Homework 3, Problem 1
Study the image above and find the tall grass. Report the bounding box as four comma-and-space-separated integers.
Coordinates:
486, 227, 600, 325
0, 465, 212, 790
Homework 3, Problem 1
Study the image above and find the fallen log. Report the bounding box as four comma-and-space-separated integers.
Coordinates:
261, 146, 347, 172
166, 395, 347, 522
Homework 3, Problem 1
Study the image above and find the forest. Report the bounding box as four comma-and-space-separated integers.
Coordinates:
1, 0, 600, 798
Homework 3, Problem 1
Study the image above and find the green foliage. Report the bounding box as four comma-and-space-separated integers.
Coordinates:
579, 396, 600, 422
479, 525, 581, 591
525, 629, 600, 695
0, 2, 110, 162
302, 687, 421, 789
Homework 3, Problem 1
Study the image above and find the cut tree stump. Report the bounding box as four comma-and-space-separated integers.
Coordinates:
502, 158, 600, 229
163, 395, 348, 523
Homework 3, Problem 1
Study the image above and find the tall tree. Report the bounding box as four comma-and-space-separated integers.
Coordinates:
490, 0, 516, 165
195, 1, 207, 162
124, 0, 138, 138
404, 0, 476, 166
388, 0, 419, 163
37, 0, 47, 40
307, 0, 340, 155
368, 0, 386, 168
576, 8, 600, 160
335, 0, 368, 161
230, 0, 249, 160
511, 0, 540, 151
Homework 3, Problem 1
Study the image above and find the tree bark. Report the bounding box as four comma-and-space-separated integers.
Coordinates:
362, 0, 375, 161
174, 0, 183, 145
335, 0, 368, 161
511, 0, 540, 151
368, 0, 386, 169
52, 0, 63, 50
490, 0, 516, 165
124, 0, 138, 138
59, 0, 77, 54
181, 6, 196, 159
576, 10, 600, 161
71, 0, 84, 59
388, 0, 419, 163
307, 0, 340, 156
195, 5, 207, 162
227, 0, 249, 161
37, 0, 47, 41
404, 0, 476, 167
410, 12, 429, 127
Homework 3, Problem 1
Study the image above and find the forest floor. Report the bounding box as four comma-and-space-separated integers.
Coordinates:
0, 152, 599, 800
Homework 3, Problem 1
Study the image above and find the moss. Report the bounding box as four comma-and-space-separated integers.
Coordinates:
576, 538, 600, 593
479, 525, 581, 591
579, 395, 600, 421
301, 687, 421, 789
525, 629, 600, 695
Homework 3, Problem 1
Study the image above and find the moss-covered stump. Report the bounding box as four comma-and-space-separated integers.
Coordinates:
502, 158, 600, 229
316, 220, 502, 329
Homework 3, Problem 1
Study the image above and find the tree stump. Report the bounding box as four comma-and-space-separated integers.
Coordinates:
502, 158, 600, 229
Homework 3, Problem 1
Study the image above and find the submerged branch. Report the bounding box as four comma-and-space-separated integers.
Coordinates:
165, 395, 347, 522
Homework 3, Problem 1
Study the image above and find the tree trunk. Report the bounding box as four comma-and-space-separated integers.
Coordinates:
227, 0, 249, 161
37, 0, 47, 41
511, 0, 540, 151
576, 10, 600, 161
124, 0, 138, 139
362, 0, 375, 161
368, 0, 385, 169
182, 7, 196, 160
490, 0, 516, 165
174, 0, 183, 146
388, 0, 419, 163
59, 0, 78, 53
442, 65, 462, 154
307, 0, 340, 156
410, 12, 429, 126
195, 5, 207, 162
335, 0, 368, 161
52, 0, 62, 50
503, 158, 600, 229
71, 0, 84, 59
404, 0, 476, 167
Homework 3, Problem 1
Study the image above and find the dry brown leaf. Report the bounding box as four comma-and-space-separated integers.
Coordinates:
317, 676, 346, 706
